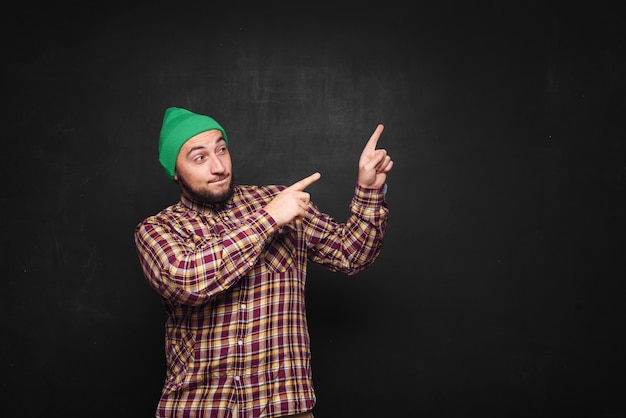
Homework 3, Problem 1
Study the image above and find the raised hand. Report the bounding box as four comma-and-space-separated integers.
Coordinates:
357, 124, 393, 189
264, 172, 321, 226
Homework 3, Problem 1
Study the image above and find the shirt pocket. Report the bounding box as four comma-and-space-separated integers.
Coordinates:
163, 330, 196, 394
264, 233, 296, 273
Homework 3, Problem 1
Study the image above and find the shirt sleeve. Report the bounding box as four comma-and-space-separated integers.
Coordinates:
134, 209, 277, 306
304, 183, 389, 275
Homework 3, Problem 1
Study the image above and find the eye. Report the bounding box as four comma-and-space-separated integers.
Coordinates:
217, 146, 228, 155
192, 154, 206, 163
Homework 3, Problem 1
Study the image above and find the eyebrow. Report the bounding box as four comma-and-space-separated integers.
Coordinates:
185, 138, 225, 156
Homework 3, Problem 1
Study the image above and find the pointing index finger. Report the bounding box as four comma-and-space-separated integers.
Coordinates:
364, 124, 385, 152
285, 172, 321, 191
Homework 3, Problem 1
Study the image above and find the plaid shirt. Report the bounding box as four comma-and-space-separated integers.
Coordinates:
134, 183, 388, 418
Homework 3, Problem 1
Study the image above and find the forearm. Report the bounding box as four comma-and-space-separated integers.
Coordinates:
306, 184, 389, 274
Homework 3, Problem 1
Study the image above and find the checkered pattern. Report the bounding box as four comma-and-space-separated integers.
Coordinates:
134, 184, 388, 417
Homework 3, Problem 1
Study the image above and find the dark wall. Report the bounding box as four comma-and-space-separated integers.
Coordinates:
2, 2, 625, 417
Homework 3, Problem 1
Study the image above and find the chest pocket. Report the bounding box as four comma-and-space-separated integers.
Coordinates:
264, 232, 297, 273
175, 215, 222, 250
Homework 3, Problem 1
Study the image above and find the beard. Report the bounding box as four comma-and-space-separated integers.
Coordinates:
177, 173, 235, 211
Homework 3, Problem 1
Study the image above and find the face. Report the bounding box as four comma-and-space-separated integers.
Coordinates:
174, 129, 234, 207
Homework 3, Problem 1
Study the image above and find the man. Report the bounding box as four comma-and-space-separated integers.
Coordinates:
134, 107, 393, 418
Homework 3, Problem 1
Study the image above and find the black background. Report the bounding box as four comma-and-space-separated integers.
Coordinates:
2, 2, 625, 417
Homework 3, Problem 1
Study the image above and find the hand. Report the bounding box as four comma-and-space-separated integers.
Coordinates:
264, 172, 321, 226
357, 124, 393, 189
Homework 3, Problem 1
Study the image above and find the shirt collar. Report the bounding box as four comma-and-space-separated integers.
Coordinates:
179, 188, 237, 214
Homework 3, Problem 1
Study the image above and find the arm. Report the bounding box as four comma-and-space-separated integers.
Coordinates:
133, 209, 277, 306
133, 172, 321, 307
305, 185, 389, 275
307, 124, 393, 274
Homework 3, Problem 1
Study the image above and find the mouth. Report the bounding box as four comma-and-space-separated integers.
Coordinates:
210, 175, 229, 186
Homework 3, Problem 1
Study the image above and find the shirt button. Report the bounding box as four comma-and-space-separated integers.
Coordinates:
241, 304, 246, 310
238, 340, 244, 346
224, 215, 230, 220
234, 375, 240, 381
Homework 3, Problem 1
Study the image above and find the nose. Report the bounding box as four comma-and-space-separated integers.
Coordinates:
208, 154, 225, 174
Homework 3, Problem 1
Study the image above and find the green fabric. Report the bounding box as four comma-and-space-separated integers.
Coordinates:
158, 107, 228, 180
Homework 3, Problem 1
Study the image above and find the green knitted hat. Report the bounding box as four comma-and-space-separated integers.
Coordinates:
158, 107, 228, 180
